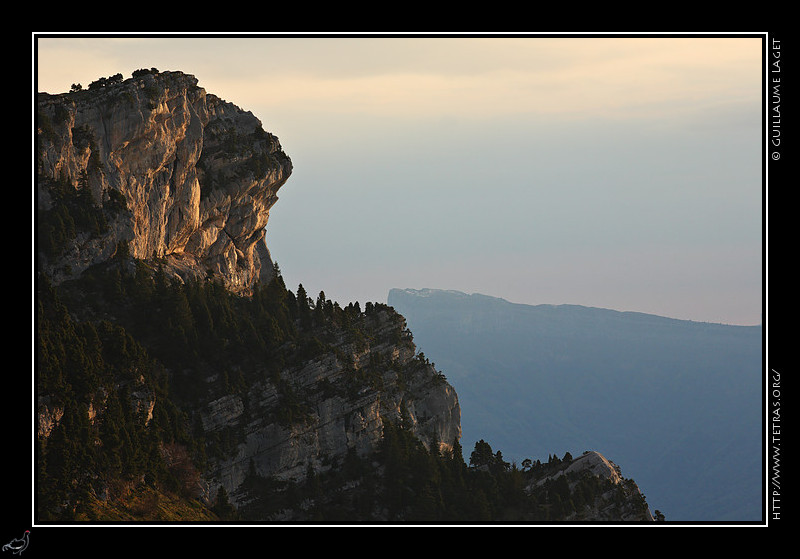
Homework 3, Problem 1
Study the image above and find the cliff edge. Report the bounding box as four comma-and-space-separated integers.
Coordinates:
35, 70, 462, 521
37, 69, 292, 294
35, 70, 654, 523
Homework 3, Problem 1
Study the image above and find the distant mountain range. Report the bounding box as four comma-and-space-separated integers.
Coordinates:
388, 288, 763, 521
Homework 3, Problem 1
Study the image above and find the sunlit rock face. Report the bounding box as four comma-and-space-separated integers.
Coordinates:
36, 70, 292, 294
36, 71, 462, 512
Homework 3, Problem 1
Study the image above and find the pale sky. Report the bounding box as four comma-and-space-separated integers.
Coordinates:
34, 33, 765, 325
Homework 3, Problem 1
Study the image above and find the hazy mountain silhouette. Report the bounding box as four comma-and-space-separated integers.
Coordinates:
388, 288, 763, 522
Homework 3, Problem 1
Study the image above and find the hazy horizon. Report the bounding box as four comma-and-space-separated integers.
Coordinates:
35, 33, 765, 326
389, 286, 763, 327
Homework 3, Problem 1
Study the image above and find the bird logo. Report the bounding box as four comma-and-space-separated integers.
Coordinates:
2, 531, 29, 555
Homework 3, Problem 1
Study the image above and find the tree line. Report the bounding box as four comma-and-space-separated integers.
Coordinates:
70, 68, 160, 93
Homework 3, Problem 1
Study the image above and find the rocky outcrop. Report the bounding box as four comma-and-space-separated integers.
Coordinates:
202, 308, 461, 505
35, 70, 651, 522
527, 451, 654, 521
531, 450, 622, 486
36, 70, 292, 294
36, 71, 460, 515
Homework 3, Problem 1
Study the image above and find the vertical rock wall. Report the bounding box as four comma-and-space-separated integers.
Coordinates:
36, 70, 292, 294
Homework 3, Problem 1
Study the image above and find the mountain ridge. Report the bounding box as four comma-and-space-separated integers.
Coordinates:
390, 288, 761, 328
388, 287, 763, 521
35, 69, 657, 523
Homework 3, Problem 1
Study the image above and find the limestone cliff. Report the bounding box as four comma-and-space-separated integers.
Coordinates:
37, 69, 291, 294
525, 451, 654, 521
35, 70, 461, 520
202, 305, 462, 508
35, 70, 653, 523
